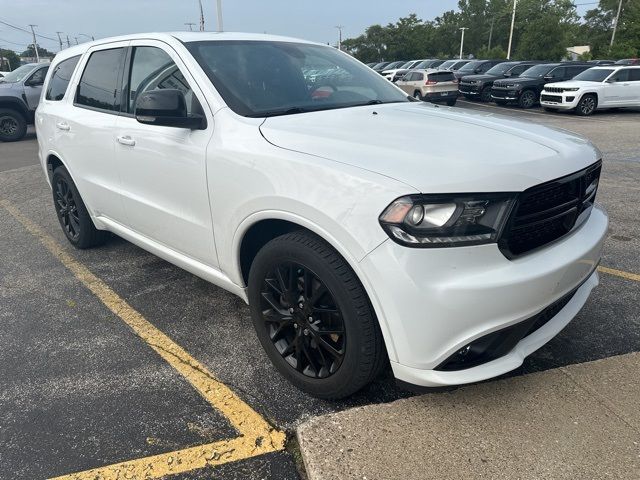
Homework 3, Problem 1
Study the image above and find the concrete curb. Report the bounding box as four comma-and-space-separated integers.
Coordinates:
297, 353, 640, 480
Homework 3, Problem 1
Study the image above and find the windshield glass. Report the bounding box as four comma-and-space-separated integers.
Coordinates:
451, 61, 469, 70
520, 64, 555, 78
458, 61, 480, 73
399, 61, 414, 69
187, 41, 409, 117
486, 62, 517, 75
439, 60, 456, 69
573, 68, 614, 82
0, 64, 37, 83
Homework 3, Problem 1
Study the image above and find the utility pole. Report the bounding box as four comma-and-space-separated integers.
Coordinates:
66, 35, 71, 48
335, 25, 344, 50
216, 0, 224, 32
185, 22, 196, 31
28, 24, 40, 63
198, 0, 205, 31
459, 27, 468, 59
56, 32, 64, 51
507, 0, 517, 59
610, 0, 624, 47
74, 37, 79, 45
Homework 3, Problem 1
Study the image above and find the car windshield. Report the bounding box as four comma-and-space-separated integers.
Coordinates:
520, 64, 555, 78
439, 60, 456, 69
573, 68, 615, 82
457, 61, 480, 73
187, 40, 409, 118
486, 63, 517, 75
0, 64, 37, 83
399, 61, 414, 69
451, 61, 469, 70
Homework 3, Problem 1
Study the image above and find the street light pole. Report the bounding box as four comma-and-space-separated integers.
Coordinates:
56, 32, 64, 51
216, 0, 224, 32
459, 27, 468, 59
28, 24, 40, 63
198, 0, 205, 31
66, 35, 71, 48
335, 25, 344, 50
610, 0, 623, 47
507, 0, 517, 59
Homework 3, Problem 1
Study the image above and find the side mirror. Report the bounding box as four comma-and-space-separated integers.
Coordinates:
25, 76, 44, 87
605, 78, 615, 83
135, 89, 205, 129
543, 74, 554, 80
503, 72, 512, 77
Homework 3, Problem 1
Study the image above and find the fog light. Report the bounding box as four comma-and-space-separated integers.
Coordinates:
566, 96, 575, 102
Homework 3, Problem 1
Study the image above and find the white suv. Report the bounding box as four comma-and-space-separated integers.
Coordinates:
541, 65, 640, 115
37, 33, 608, 399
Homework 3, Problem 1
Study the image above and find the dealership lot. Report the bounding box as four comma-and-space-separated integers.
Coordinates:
1, 104, 639, 479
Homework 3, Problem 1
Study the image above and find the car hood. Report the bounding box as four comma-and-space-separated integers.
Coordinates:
259, 102, 599, 193
545, 80, 602, 89
494, 76, 541, 87
0, 82, 18, 89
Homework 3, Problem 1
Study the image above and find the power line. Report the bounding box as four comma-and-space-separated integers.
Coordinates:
0, 17, 59, 42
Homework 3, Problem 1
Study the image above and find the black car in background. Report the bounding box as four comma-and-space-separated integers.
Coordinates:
491, 62, 592, 108
459, 61, 540, 102
615, 58, 640, 65
391, 59, 442, 82
439, 59, 471, 71
374, 60, 406, 74
372, 61, 392, 72
453, 59, 505, 80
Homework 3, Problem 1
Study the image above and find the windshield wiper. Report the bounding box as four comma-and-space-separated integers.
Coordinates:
249, 106, 308, 118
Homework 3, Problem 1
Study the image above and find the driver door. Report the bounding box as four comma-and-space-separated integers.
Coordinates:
24, 66, 49, 110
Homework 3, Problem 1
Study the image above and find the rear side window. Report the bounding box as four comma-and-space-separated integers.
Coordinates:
428, 71, 454, 82
630, 68, 640, 81
46, 56, 80, 101
27, 67, 48, 86
510, 64, 529, 76
566, 66, 588, 78
76, 48, 126, 112
610, 69, 630, 82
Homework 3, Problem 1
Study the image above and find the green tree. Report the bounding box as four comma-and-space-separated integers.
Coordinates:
20, 44, 55, 59
582, 0, 640, 58
0, 49, 20, 70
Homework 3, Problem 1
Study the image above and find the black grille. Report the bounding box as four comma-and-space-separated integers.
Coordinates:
499, 161, 601, 257
541, 94, 562, 103
491, 88, 508, 98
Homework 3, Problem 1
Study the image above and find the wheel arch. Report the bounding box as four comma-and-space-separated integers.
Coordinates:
0, 97, 29, 118
233, 211, 398, 362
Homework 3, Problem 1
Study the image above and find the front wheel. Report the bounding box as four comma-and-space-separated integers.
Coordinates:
480, 87, 492, 102
248, 231, 386, 399
575, 94, 597, 116
518, 90, 537, 109
0, 108, 27, 142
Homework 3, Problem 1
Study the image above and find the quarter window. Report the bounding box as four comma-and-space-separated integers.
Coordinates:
76, 48, 126, 112
127, 46, 196, 115
629, 68, 640, 81
46, 56, 80, 101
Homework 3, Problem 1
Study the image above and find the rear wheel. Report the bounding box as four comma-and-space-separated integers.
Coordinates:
248, 231, 386, 399
413, 90, 423, 101
575, 94, 597, 116
446, 98, 457, 106
518, 90, 537, 109
0, 108, 27, 142
480, 87, 492, 102
52, 166, 109, 249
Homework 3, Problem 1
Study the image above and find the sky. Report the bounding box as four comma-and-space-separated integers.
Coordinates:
0, 0, 590, 54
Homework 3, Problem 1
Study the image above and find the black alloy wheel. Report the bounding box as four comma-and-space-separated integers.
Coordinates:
54, 176, 81, 241
0, 108, 27, 142
248, 231, 386, 399
518, 90, 536, 109
259, 262, 346, 379
480, 86, 492, 102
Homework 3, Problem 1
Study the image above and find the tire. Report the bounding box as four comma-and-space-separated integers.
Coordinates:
413, 90, 423, 101
446, 99, 457, 106
0, 108, 27, 142
248, 231, 386, 399
51, 166, 109, 249
479, 87, 492, 102
575, 94, 597, 116
518, 90, 537, 109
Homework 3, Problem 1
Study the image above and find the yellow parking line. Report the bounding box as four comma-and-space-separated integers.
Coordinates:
598, 266, 640, 283
0, 199, 285, 479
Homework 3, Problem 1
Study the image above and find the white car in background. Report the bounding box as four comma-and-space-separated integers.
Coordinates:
541, 65, 640, 115
382, 60, 425, 81
37, 32, 607, 399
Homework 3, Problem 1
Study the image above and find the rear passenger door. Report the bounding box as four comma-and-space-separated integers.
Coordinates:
625, 68, 640, 103
603, 69, 632, 105
55, 42, 129, 223
114, 40, 217, 266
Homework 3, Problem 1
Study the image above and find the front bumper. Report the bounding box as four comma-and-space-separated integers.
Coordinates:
491, 87, 519, 101
540, 92, 580, 110
459, 84, 481, 95
359, 204, 608, 387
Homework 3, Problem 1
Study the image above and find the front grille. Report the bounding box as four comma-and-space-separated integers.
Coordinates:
541, 94, 562, 103
499, 161, 601, 257
491, 89, 508, 98
545, 87, 564, 93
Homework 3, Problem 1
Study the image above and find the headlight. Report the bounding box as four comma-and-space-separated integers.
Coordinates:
563, 87, 579, 92
379, 194, 516, 247
508, 83, 521, 89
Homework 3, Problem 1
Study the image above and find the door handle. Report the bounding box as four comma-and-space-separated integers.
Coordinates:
116, 135, 136, 146
56, 122, 70, 131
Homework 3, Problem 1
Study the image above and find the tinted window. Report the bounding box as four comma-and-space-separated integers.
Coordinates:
457, 61, 481, 73
127, 46, 196, 115
76, 48, 126, 112
629, 68, 640, 81
610, 69, 630, 82
549, 67, 565, 79
413, 72, 424, 81
566, 66, 588, 78
521, 64, 555, 78
509, 64, 530, 75
428, 71, 455, 82
573, 68, 614, 82
187, 41, 408, 117
0, 64, 38, 83
27, 67, 48, 86
46, 56, 80, 100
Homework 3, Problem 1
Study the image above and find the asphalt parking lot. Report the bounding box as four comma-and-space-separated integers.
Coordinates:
1, 103, 639, 479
